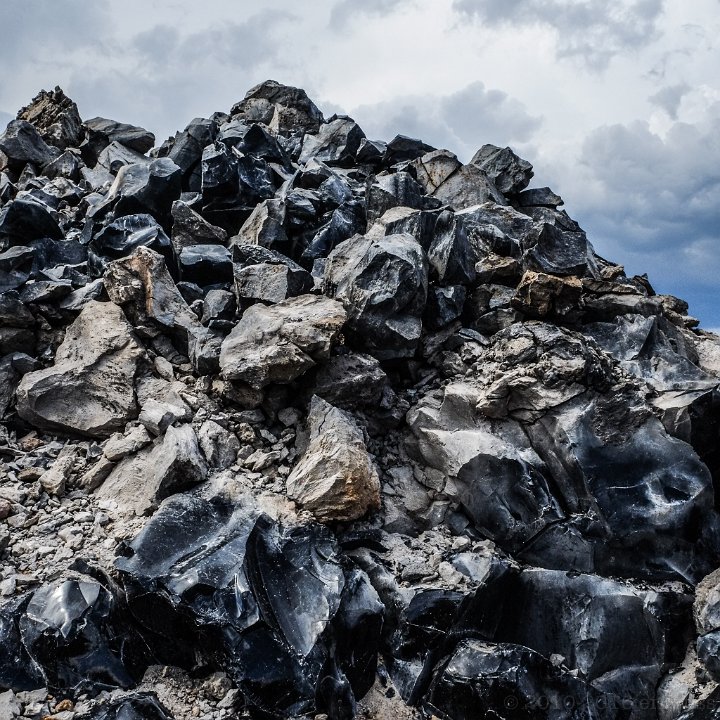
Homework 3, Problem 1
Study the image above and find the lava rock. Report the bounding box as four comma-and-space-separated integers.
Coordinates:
0, 120, 60, 171
84, 117, 155, 155
299, 116, 366, 167
324, 233, 428, 360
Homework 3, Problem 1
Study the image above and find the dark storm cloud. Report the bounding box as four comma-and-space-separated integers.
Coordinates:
570, 113, 720, 315
452, 0, 665, 70
351, 81, 542, 160
329, 0, 414, 28
648, 83, 691, 119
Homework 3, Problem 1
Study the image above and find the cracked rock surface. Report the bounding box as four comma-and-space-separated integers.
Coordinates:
1, 81, 720, 720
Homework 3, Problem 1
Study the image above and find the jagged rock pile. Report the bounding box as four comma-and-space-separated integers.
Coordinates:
1, 81, 720, 720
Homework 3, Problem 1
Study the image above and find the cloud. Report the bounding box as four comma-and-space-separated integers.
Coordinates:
453, 0, 665, 70
329, 0, 414, 28
568, 109, 720, 308
0, 111, 12, 131
0, 0, 109, 62
649, 82, 691, 119
66, 11, 297, 141
350, 81, 542, 160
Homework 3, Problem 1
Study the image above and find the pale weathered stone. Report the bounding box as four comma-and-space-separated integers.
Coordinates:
287, 396, 380, 522
16, 301, 142, 437
220, 294, 346, 389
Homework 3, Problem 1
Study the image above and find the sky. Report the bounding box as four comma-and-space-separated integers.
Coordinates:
1, 0, 719, 327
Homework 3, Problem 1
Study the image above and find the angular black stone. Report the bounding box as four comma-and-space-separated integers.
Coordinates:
303, 201, 366, 261
0, 196, 63, 243
0, 120, 60, 172
178, 244, 232, 286
426, 641, 622, 720
112, 157, 182, 220
91, 214, 171, 265
84, 692, 176, 720
0, 245, 34, 292
84, 117, 155, 155
0, 576, 150, 696
325, 233, 429, 360
299, 116, 366, 167
366, 172, 425, 229
384, 135, 435, 166
231, 80, 324, 136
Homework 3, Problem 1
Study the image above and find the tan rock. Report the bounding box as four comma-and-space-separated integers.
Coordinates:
16, 301, 142, 437
286, 396, 380, 522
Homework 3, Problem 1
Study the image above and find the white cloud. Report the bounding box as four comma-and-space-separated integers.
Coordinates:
452, 0, 665, 70
349, 81, 542, 160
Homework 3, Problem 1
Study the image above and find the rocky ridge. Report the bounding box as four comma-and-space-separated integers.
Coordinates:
1, 81, 720, 720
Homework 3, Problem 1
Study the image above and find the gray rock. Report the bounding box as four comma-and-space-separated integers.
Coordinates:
298, 115, 365, 166
287, 396, 380, 522
231, 79, 324, 136
431, 164, 505, 209
233, 198, 287, 247
198, 419, 240, 468
97, 424, 207, 515
16, 301, 142, 437
17, 86, 83, 150
410, 149, 462, 194
220, 294, 346, 388
170, 199, 227, 252
0, 689, 20, 718
104, 246, 213, 372
38, 444, 77, 496
470, 144, 534, 195
138, 398, 189, 436
234, 262, 309, 304
201, 288, 236, 326
103, 425, 153, 462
